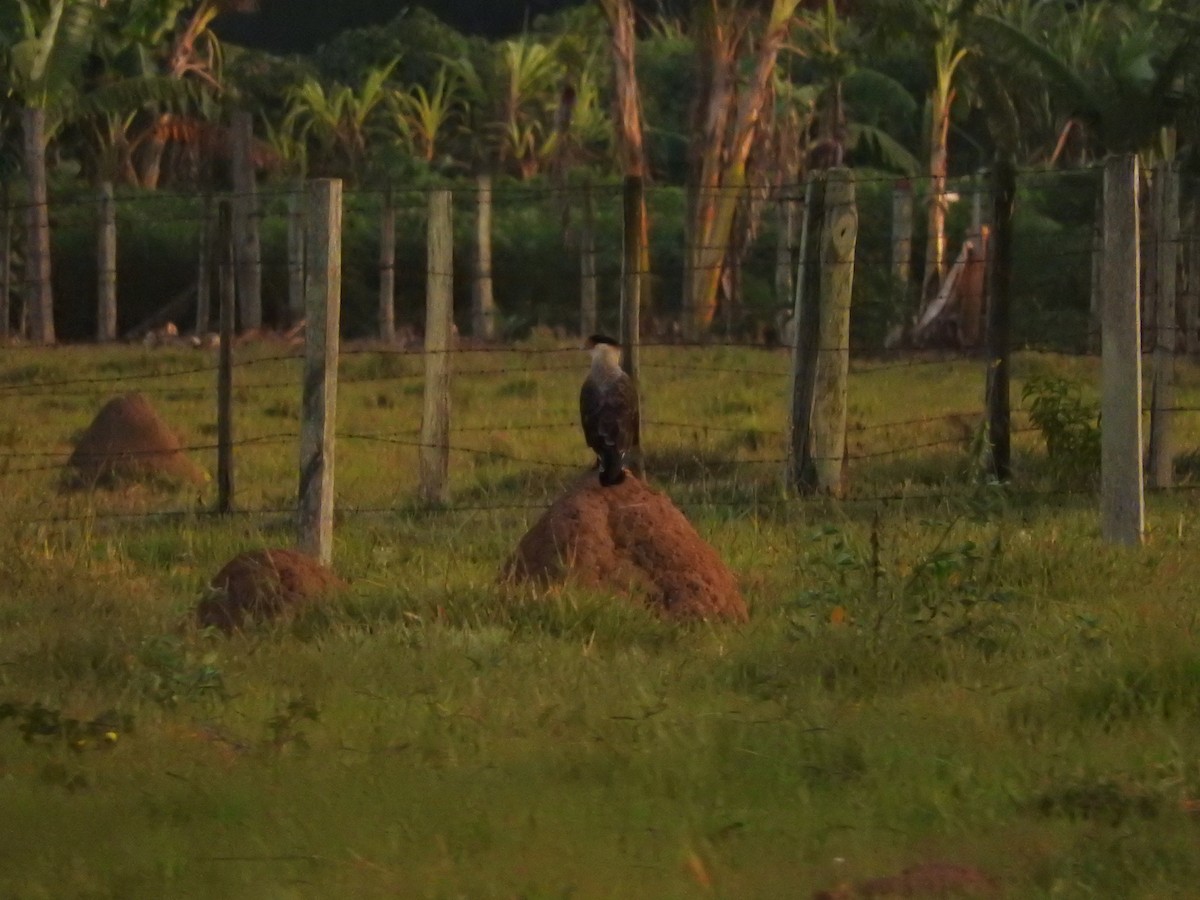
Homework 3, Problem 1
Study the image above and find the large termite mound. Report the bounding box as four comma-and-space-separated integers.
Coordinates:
65, 393, 207, 489
197, 548, 345, 633
503, 473, 748, 622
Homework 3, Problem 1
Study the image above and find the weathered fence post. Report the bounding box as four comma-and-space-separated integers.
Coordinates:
230, 110, 262, 331
1149, 160, 1179, 489
1088, 192, 1103, 353
1101, 154, 1144, 546
23, 107, 54, 344
379, 183, 396, 342
1186, 190, 1200, 356
580, 179, 598, 337
887, 178, 913, 346
0, 182, 11, 341
196, 190, 213, 334
811, 168, 857, 497
419, 188, 453, 505
287, 180, 306, 328
97, 182, 117, 342
216, 200, 235, 514
775, 186, 796, 309
298, 179, 342, 565
984, 158, 1015, 482
472, 173, 497, 340
788, 176, 820, 491
620, 174, 645, 477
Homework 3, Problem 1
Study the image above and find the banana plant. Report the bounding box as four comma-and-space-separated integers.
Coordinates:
283, 59, 398, 177
387, 63, 467, 164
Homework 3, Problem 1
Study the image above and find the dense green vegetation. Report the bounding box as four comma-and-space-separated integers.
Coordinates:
2, 1, 1196, 340
1, 344, 1200, 896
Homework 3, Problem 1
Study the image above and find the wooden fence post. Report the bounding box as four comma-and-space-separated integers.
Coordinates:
580, 179, 598, 337
985, 158, 1015, 482
775, 187, 797, 310
379, 183, 396, 342
1149, 160, 1179, 489
1186, 190, 1200, 356
887, 178, 913, 346
230, 110, 262, 331
216, 200, 235, 514
620, 174, 645, 477
787, 176, 820, 491
97, 181, 117, 342
0, 182, 10, 341
419, 188, 453, 505
196, 190, 213, 334
298, 179, 342, 565
287, 180, 306, 328
23, 107, 54, 344
811, 168, 857, 497
472, 173, 497, 340
1101, 154, 1144, 546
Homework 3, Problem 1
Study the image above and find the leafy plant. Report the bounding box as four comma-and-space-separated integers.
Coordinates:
1021, 374, 1101, 485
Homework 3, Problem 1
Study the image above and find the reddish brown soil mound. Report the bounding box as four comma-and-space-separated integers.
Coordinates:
66, 393, 207, 488
503, 473, 748, 622
197, 548, 345, 632
813, 861, 999, 898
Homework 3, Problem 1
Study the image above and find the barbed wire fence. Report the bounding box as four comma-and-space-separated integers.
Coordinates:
0, 159, 1198, 554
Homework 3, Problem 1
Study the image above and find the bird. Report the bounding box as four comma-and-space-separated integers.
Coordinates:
579, 334, 639, 486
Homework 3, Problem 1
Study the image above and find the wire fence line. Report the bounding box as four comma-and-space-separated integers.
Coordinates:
3, 161, 1195, 355
2, 158, 1198, 551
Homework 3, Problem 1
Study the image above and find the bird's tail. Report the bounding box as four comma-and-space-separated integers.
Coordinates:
598, 445, 626, 486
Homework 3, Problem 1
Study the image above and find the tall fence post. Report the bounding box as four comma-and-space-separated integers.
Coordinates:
298, 179, 342, 565
620, 175, 645, 476
1186, 191, 1200, 356
419, 188, 453, 506
1101, 154, 1144, 546
287, 180, 306, 329
788, 176, 820, 491
379, 182, 396, 342
0, 182, 11, 341
887, 178, 913, 346
97, 181, 117, 342
1149, 160, 1179, 489
216, 200, 235, 514
580, 179, 598, 336
472, 173, 497, 340
775, 186, 796, 309
985, 158, 1015, 482
23, 107, 54, 344
811, 168, 857, 497
230, 110, 262, 331
196, 190, 213, 334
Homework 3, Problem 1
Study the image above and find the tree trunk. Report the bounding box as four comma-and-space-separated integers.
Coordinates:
688, 0, 800, 336
471, 173, 497, 340
598, 0, 650, 332
22, 107, 55, 345
921, 89, 953, 306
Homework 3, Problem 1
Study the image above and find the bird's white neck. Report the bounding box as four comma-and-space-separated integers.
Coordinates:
590, 343, 623, 376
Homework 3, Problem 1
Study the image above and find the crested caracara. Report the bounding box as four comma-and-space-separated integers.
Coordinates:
580, 334, 639, 486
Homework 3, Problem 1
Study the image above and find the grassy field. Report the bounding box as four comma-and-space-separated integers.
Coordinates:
1, 341, 1199, 899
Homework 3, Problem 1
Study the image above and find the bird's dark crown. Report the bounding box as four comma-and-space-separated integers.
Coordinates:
586, 334, 620, 348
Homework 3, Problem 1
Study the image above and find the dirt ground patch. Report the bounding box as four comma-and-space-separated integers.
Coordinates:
65, 392, 207, 489
503, 473, 747, 622
813, 861, 999, 898
197, 548, 345, 632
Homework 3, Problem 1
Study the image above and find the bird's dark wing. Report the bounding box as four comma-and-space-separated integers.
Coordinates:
610, 373, 639, 452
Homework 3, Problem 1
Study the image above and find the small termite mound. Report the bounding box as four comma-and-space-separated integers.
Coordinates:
503, 473, 748, 622
198, 548, 345, 633
65, 392, 207, 489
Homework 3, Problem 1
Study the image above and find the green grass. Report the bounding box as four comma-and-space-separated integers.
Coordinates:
2, 342, 1200, 898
